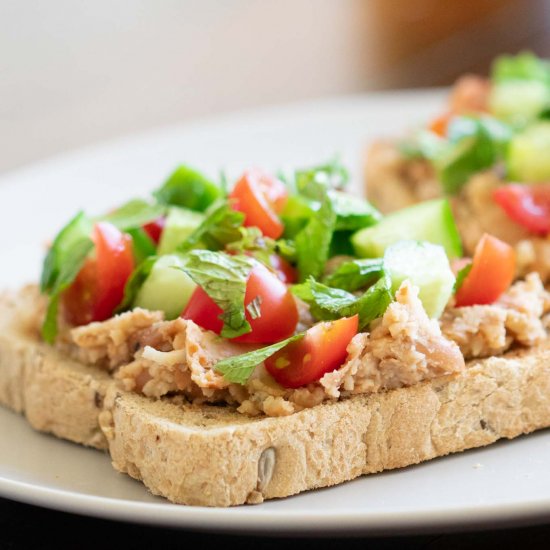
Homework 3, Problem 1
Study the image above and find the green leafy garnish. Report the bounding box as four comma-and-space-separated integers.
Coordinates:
99, 199, 166, 231
117, 255, 158, 312
153, 165, 221, 212
330, 191, 381, 231
178, 201, 244, 253
492, 51, 550, 85
215, 333, 304, 384
295, 180, 336, 281
323, 258, 385, 292
295, 157, 350, 192
453, 262, 472, 293
434, 115, 512, 194
225, 227, 273, 266
292, 275, 392, 329
127, 228, 156, 264
42, 238, 94, 343
177, 250, 255, 338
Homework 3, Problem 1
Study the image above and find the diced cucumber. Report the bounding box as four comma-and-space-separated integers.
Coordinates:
133, 255, 196, 319
384, 241, 455, 318
351, 199, 462, 259
489, 81, 550, 127
507, 121, 550, 182
158, 207, 204, 255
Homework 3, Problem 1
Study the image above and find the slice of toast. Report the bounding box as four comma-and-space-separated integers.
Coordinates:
1, 288, 550, 506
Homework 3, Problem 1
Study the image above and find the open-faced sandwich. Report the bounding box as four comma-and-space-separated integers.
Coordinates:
365, 51, 550, 283
1, 154, 550, 505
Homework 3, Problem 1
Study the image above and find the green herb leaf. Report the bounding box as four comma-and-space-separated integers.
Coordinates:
295, 180, 336, 281
329, 190, 382, 231
153, 165, 221, 212
492, 51, 550, 85
177, 250, 255, 338
435, 115, 512, 194
127, 228, 156, 264
453, 262, 472, 293
323, 258, 385, 292
178, 200, 245, 253
41, 237, 94, 343
40, 211, 93, 293
295, 157, 350, 192
292, 275, 392, 329
117, 255, 158, 312
99, 199, 166, 231
215, 333, 304, 384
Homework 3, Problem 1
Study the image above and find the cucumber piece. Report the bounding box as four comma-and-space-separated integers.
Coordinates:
133, 255, 196, 319
351, 199, 462, 259
158, 207, 204, 255
384, 241, 455, 318
490, 81, 550, 127
507, 121, 550, 182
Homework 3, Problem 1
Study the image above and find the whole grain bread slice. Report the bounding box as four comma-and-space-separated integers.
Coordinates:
1, 288, 550, 506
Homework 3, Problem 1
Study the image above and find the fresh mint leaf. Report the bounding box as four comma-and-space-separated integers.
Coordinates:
453, 262, 472, 293
178, 200, 244, 253
435, 115, 512, 194
41, 237, 94, 343
127, 228, 156, 263
153, 165, 221, 212
117, 255, 158, 312
292, 275, 392, 329
177, 250, 255, 338
323, 258, 385, 292
329, 190, 382, 231
295, 157, 349, 192
40, 211, 93, 293
99, 199, 166, 231
215, 333, 304, 384
295, 180, 336, 281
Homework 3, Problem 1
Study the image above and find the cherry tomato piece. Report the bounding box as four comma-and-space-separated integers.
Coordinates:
265, 315, 359, 388
230, 170, 287, 239
143, 216, 166, 244
428, 111, 453, 138
182, 262, 298, 344
269, 254, 298, 284
454, 233, 515, 307
62, 222, 134, 325
493, 184, 550, 235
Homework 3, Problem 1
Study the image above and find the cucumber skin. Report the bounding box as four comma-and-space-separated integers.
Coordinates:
133, 255, 196, 320
351, 199, 462, 260
490, 81, 550, 127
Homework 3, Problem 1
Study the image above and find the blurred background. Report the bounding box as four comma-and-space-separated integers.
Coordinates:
1, 0, 549, 174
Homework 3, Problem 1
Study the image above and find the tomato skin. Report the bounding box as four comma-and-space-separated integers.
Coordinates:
62, 222, 134, 325
230, 170, 287, 239
428, 111, 453, 138
493, 184, 550, 235
265, 315, 359, 388
454, 233, 516, 307
269, 254, 298, 284
182, 263, 298, 343
143, 216, 166, 244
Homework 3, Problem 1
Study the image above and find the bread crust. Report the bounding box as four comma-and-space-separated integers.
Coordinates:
1, 289, 550, 506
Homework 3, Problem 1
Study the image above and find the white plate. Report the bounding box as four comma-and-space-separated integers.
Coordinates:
1, 90, 550, 535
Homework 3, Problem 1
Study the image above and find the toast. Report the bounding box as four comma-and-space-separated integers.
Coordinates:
2, 286, 550, 507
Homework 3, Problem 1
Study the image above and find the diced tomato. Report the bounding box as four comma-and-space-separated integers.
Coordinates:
428, 111, 453, 138
143, 216, 166, 244
63, 222, 134, 325
182, 262, 298, 344
229, 170, 287, 239
269, 254, 298, 284
265, 316, 359, 388
454, 233, 515, 307
493, 184, 550, 235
